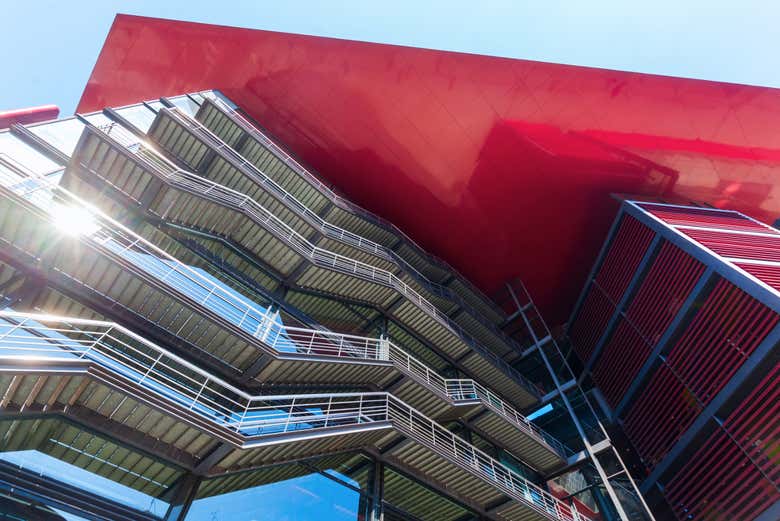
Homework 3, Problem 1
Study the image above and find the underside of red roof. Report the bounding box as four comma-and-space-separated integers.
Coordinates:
78, 14, 780, 325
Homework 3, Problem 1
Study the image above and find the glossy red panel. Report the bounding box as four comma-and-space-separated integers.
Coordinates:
78, 15, 780, 324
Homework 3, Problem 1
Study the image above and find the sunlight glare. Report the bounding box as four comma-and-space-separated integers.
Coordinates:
52, 203, 100, 237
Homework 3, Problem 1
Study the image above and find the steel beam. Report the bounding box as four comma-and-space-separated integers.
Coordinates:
163, 473, 202, 521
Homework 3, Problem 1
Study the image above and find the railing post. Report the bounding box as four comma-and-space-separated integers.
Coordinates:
571, 501, 580, 521
283, 397, 295, 433
325, 396, 333, 427
139, 352, 164, 384
307, 332, 315, 354
83, 325, 111, 359
0, 317, 28, 345
379, 335, 390, 361
238, 400, 249, 433
190, 377, 209, 411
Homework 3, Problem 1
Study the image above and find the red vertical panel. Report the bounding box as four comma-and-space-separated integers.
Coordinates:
665, 279, 779, 404
592, 319, 649, 407
593, 214, 656, 302
664, 429, 779, 521
591, 241, 704, 407
625, 241, 705, 343
569, 214, 654, 362
622, 364, 703, 469
722, 363, 780, 488
665, 365, 780, 520
569, 286, 614, 362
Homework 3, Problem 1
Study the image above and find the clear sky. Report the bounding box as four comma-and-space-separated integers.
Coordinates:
1, 0, 779, 116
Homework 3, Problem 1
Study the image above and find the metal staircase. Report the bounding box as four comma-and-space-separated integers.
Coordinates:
62, 121, 541, 407
143, 105, 514, 351
195, 94, 505, 325
0, 311, 591, 521
0, 157, 568, 474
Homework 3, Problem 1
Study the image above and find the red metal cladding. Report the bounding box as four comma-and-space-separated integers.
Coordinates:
680, 227, 780, 262
78, 15, 780, 325
638, 203, 771, 233
688, 228, 780, 255
735, 262, 780, 292
593, 241, 704, 407
665, 278, 779, 404
0, 105, 59, 129
568, 285, 614, 362
663, 428, 779, 521
664, 368, 780, 521
592, 319, 649, 407
622, 364, 703, 469
569, 215, 655, 363
625, 241, 705, 343
593, 214, 656, 302
592, 242, 704, 406
722, 363, 780, 486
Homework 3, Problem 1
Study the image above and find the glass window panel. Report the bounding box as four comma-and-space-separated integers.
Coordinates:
188, 465, 365, 520
202, 90, 236, 109
28, 118, 86, 157
114, 104, 158, 133
189, 92, 206, 105
168, 95, 201, 117
146, 100, 165, 112
79, 112, 113, 129
0, 418, 178, 518
0, 133, 62, 174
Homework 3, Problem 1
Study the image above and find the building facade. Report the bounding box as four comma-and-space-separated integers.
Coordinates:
0, 91, 650, 521
567, 200, 780, 521
1, 15, 779, 521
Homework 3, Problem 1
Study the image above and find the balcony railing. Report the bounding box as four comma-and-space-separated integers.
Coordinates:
202, 93, 502, 315
159, 107, 508, 326
0, 310, 587, 521
93, 123, 533, 397
0, 155, 564, 458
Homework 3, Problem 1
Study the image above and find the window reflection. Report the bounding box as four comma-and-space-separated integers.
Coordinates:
168, 95, 201, 117
0, 133, 62, 175
114, 103, 158, 133
0, 418, 176, 517
28, 118, 86, 157
187, 462, 366, 521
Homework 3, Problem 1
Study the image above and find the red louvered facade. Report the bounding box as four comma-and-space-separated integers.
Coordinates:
568, 200, 780, 521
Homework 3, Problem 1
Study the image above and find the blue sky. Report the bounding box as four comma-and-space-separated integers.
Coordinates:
1, 0, 779, 116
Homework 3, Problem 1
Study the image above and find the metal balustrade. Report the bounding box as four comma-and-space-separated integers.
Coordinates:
0, 310, 588, 521
0, 154, 567, 461
202, 94, 477, 279
157, 107, 512, 337
92, 122, 534, 398
201, 94, 504, 320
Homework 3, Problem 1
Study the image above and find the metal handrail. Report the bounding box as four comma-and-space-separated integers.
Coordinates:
164, 105, 509, 330
203, 93, 503, 316
0, 311, 588, 521
0, 153, 566, 457
202, 95, 476, 274
94, 122, 533, 398
0, 157, 566, 458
